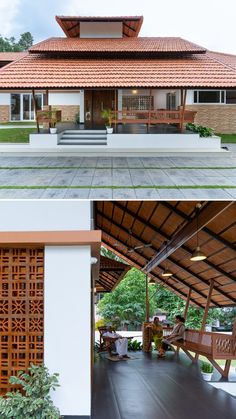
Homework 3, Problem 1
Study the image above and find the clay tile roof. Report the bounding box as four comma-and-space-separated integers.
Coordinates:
0, 52, 27, 62
0, 51, 236, 89
29, 37, 206, 54
56, 15, 143, 38
208, 51, 236, 71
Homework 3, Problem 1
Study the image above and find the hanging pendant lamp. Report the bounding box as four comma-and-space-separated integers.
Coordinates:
161, 241, 173, 277
149, 278, 156, 285
190, 204, 207, 262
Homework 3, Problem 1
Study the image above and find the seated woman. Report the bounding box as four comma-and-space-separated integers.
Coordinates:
103, 326, 129, 359
158, 315, 185, 358
147, 317, 163, 355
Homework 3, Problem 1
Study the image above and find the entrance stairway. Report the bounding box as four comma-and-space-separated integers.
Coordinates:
58, 130, 107, 146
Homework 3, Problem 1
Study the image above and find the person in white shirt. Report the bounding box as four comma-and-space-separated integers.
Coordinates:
103, 326, 129, 358
158, 315, 185, 358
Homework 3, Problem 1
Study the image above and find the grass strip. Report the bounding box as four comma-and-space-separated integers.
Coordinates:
0, 185, 235, 190
0, 166, 236, 170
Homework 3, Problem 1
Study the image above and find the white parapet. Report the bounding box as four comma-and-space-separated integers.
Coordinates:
107, 133, 221, 151
30, 133, 59, 148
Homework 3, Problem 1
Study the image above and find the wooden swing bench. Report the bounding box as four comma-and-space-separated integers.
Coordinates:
171, 328, 236, 378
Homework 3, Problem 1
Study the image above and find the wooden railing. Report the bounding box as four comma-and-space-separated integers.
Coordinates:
114, 109, 197, 129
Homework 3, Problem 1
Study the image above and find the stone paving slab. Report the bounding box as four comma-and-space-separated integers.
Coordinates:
0, 153, 235, 199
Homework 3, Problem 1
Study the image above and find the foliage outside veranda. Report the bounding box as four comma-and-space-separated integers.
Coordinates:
97, 265, 235, 330
0, 364, 61, 419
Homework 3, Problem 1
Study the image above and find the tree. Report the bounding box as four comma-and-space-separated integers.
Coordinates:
97, 268, 158, 328
18, 32, 34, 50
0, 32, 34, 52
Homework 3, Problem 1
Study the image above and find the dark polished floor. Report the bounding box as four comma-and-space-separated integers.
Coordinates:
92, 352, 236, 419
57, 122, 190, 134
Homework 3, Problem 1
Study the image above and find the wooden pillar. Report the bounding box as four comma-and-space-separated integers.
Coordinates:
145, 274, 150, 322
148, 89, 152, 133
114, 89, 117, 132
195, 280, 214, 361
180, 89, 187, 132
184, 288, 192, 320
45, 89, 49, 106
32, 89, 40, 133
180, 89, 184, 106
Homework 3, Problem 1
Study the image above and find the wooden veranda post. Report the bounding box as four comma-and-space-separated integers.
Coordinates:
114, 89, 117, 132
195, 279, 214, 361
184, 288, 192, 320
145, 274, 150, 322
148, 89, 152, 133
180, 89, 187, 132
32, 89, 40, 133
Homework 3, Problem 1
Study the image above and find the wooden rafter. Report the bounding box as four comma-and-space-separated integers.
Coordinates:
144, 201, 233, 273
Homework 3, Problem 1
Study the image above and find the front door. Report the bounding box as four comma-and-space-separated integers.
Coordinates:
84, 90, 115, 126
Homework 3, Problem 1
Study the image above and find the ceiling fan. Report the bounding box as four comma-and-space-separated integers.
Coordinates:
113, 229, 152, 254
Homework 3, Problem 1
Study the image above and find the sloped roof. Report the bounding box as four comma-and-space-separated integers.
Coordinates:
29, 37, 206, 54
56, 15, 143, 38
208, 51, 236, 71
95, 201, 236, 308
97, 255, 131, 292
1, 52, 236, 89
0, 52, 27, 62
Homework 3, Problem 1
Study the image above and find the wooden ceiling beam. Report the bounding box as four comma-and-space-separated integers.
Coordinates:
143, 201, 233, 273
162, 201, 236, 253
97, 210, 222, 306
96, 204, 236, 304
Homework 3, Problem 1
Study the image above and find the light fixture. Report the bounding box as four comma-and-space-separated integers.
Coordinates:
91, 257, 98, 265
161, 241, 173, 277
132, 89, 138, 94
149, 278, 156, 285
161, 268, 173, 277
190, 204, 207, 262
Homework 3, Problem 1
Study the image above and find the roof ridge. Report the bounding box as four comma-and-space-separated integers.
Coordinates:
207, 51, 236, 75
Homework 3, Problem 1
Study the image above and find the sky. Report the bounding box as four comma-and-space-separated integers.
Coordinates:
0, 0, 236, 54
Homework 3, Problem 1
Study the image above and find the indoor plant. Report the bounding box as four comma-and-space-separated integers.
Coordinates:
200, 361, 214, 381
101, 108, 115, 133
0, 364, 61, 419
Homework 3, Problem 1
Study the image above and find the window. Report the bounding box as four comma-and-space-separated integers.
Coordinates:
194, 90, 224, 104
122, 95, 154, 111
10, 93, 43, 121
226, 90, 236, 104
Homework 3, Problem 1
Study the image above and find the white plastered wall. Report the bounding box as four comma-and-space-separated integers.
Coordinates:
44, 245, 91, 416
49, 92, 81, 106
80, 21, 123, 38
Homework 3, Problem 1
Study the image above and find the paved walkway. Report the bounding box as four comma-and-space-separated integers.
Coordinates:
0, 147, 235, 198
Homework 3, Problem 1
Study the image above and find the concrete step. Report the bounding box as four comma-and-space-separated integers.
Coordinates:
59, 139, 107, 146
63, 130, 107, 135
62, 134, 107, 140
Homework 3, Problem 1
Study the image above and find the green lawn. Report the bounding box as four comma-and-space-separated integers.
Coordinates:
217, 133, 236, 143
0, 128, 36, 143
0, 121, 37, 126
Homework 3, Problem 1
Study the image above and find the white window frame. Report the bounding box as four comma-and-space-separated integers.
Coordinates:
10, 93, 44, 122
193, 90, 226, 105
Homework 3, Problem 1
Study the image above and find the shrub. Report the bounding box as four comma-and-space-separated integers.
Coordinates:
128, 339, 142, 351
75, 112, 80, 124
186, 123, 214, 137
0, 364, 61, 419
95, 319, 106, 330
201, 361, 213, 373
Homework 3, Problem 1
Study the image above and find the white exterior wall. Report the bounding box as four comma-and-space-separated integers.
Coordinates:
0, 200, 91, 231
49, 92, 81, 106
0, 92, 10, 105
186, 90, 194, 105
44, 245, 91, 416
80, 21, 122, 38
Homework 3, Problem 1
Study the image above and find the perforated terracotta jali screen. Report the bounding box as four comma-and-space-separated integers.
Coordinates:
0, 248, 44, 394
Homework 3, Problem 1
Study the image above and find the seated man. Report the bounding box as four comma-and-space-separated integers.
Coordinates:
158, 315, 185, 358
103, 326, 129, 359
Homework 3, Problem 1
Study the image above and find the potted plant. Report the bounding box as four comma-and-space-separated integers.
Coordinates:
101, 109, 115, 133
36, 108, 61, 134
0, 364, 61, 418
200, 361, 214, 381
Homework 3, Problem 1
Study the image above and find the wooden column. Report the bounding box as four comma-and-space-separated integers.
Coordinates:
45, 89, 49, 106
145, 274, 150, 322
184, 288, 192, 320
32, 89, 40, 133
180, 89, 184, 107
195, 280, 214, 361
148, 89, 152, 133
180, 89, 187, 132
114, 89, 117, 132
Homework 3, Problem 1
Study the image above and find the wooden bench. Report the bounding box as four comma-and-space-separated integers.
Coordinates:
171, 328, 236, 378
98, 326, 134, 356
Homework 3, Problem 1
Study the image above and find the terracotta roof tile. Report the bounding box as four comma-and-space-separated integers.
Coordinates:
30, 37, 206, 54
0, 52, 27, 62
0, 52, 236, 89
208, 51, 236, 70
